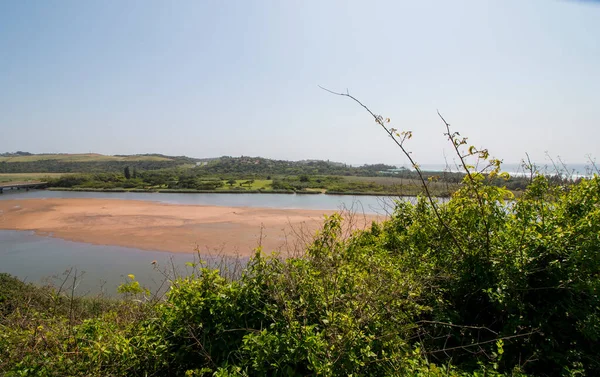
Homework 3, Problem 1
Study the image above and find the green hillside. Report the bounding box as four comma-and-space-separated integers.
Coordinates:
0, 153, 173, 163
0, 153, 199, 174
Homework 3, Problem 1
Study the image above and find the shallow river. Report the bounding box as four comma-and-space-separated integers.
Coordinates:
0, 190, 411, 295
0, 189, 401, 212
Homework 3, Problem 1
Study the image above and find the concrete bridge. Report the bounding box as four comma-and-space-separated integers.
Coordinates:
0, 182, 47, 193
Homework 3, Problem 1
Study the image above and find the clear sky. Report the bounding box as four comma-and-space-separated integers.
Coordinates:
1, 0, 598, 166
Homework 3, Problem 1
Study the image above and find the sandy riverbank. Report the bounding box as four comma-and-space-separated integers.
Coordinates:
0, 198, 382, 256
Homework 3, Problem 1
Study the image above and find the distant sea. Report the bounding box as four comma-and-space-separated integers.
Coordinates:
408, 163, 596, 178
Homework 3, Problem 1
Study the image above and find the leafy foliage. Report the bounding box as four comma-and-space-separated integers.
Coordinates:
196, 156, 395, 177
2, 173, 599, 376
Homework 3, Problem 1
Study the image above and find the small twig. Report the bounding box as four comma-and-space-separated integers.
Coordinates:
417, 320, 498, 335
187, 326, 216, 368
425, 331, 538, 355
557, 155, 572, 180
586, 154, 599, 175
437, 111, 491, 255
545, 152, 562, 180
524, 152, 535, 185
258, 222, 265, 248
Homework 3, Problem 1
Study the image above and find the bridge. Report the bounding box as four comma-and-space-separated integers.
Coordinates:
0, 181, 47, 193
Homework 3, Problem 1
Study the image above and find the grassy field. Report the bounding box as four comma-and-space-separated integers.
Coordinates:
0, 154, 172, 163
343, 175, 423, 186
0, 173, 68, 184
342, 175, 459, 196
219, 179, 273, 190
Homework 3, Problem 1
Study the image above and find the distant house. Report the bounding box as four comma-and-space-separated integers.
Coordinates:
379, 168, 409, 175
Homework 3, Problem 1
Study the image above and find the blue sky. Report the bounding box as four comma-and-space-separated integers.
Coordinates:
1, 0, 598, 166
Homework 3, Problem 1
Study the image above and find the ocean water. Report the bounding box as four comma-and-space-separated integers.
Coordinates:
417, 163, 594, 178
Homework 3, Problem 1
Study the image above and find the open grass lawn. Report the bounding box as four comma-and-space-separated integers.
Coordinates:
0, 154, 172, 163
343, 175, 423, 186
341, 175, 459, 196
0, 173, 68, 184
219, 179, 273, 190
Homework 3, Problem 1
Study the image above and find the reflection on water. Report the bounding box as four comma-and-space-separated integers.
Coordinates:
0, 230, 247, 297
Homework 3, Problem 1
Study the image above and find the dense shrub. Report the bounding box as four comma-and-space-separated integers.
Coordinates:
375, 174, 600, 376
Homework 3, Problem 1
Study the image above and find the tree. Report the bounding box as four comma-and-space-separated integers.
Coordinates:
227, 179, 236, 188
124, 166, 131, 179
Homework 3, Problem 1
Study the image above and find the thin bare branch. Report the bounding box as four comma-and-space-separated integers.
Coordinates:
437, 110, 491, 254
320, 86, 464, 254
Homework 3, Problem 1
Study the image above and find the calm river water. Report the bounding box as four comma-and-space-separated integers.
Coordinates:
0, 189, 399, 212
0, 190, 411, 295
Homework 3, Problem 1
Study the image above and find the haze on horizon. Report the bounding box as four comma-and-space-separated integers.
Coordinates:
1, 0, 598, 167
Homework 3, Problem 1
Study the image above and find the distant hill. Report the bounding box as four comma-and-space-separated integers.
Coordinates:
0, 153, 200, 174
195, 156, 397, 176
0, 153, 199, 163
0, 152, 401, 176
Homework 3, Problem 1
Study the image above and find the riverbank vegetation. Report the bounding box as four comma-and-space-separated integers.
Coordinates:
32, 162, 535, 196
44, 172, 461, 196
0, 168, 537, 196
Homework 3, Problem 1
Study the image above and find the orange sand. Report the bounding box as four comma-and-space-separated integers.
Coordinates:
0, 198, 381, 256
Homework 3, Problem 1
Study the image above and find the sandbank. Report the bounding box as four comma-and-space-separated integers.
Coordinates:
0, 198, 382, 256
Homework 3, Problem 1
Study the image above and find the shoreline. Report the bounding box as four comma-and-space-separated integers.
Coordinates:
0, 198, 383, 256
42, 187, 436, 197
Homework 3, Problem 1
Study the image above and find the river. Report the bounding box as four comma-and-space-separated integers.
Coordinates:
0, 189, 401, 213
0, 190, 411, 296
